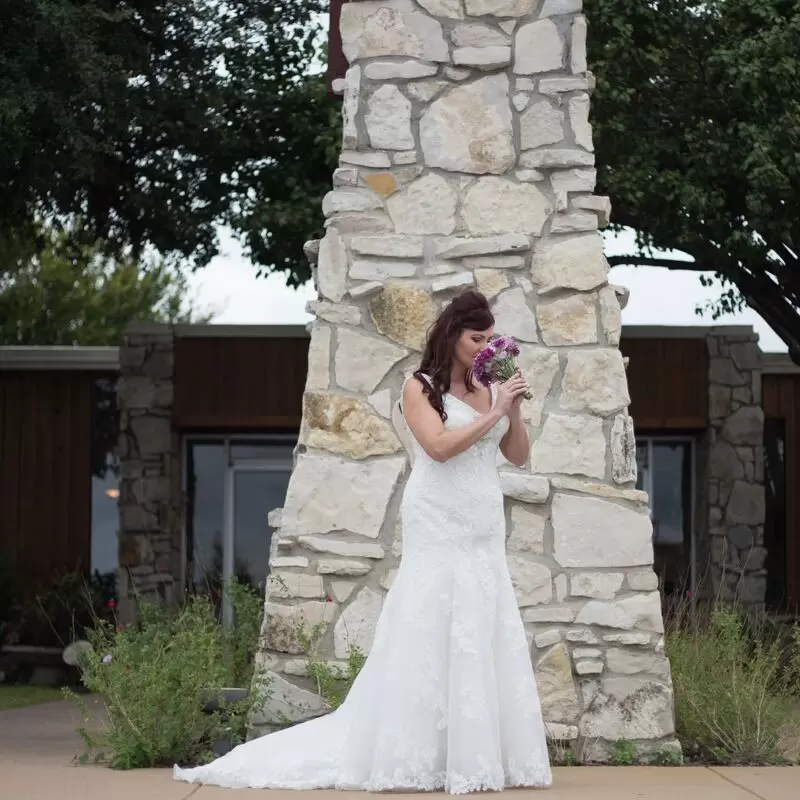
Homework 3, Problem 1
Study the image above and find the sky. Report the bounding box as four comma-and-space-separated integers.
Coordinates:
188, 227, 787, 354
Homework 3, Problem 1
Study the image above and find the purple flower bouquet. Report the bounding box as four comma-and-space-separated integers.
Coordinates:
472, 336, 532, 400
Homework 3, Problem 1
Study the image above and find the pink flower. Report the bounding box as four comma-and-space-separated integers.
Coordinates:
107, 599, 117, 610
102, 654, 113, 664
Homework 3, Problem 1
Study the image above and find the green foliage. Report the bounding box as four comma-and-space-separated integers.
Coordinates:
547, 738, 578, 767
0, 1, 336, 289
610, 739, 637, 766
296, 621, 366, 710
587, 0, 800, 350
69, 583, 269, 769
0, 225, 211, 346
667, 606, 800, 764
646, 746, 684, 767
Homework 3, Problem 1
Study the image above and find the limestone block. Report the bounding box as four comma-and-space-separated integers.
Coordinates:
499, 471, 550, 503
569, 572, 625, 601
576, 592, 664, 633
317, 560, 373, 577
262, 602, 334, 655
420, 75, 514, 174
551, 168, 597, 210
520, 149, 595, 169
386, 173, 457, 234
335, 328, 408, 394
366, 85, 414, 150
418, 0, 464, 17
551, 213, 597, 234
553, 494, 654, 568
532, 232, 607, 294
341, 0, 449, 63
453, 46, 512, 69
298, 537, 385, 560
508, 504, 547, 553
605, 648, 667, 676
317, 228, 348, 302
350, 235, 425, 259
626, 570, 659, 592
535, 629, 562, 649
334, 588, 383, 658
492, 287, 539, 342
435, 234, 529, 259
475, 268, 510, 299
571, 16, 588, 73
598, 286, 622, 345
364, 60, 439, 80
452, 24, 509, 47
514, 19, 564, 74
537, 294, 598, 346
531, 415, 606, 478
342, 66, 361, 149
267, 572, 326, 600
541, 0, 582, 17
726, 481, 765, 526
463, 177, 551, 236
610, 413, 637, 484
466, 0, 536, 14
282, 453, 406, 539
517, 346, 561, 427
508, 557, 553, 607
534, 643, 581, 723
560, 350, 630, 416
520, 101, 564, 150
369, 284, 437, 351
569, 93, 593, 150
723, 406, 764, 446
250, 672, 327, 726
307, 300, 361, 327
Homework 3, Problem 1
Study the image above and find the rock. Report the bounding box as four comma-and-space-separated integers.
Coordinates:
492, 287, 539, 342
532, 232, 607, 294
250, 672, 328, 727
569, 93, 593, 150
305, 324, 331, 393
535, 629, 562, 649
508, 504, 546, 553
514, 19, 564, 74
560, 350, 630, 416
307, 300, 361, 327
604, 632, 651, 646
534, 643, 581, 723
393, 150, 418, 165
508, 557, 553, 607
406, 80, 449, 103
453, 46, 512, 69
435, 234, 530, 259
540, 76, 593, 94
553, 494, 654, 568
351, 235, 425, 259
364, 173, 400, 197
335, 588, 383, 658
571, 16, 588, 73
366, 85, 414, 150
566, 629, 600, 644
728, 525, 754, 550
417, 0, 464, 17
605, 648, 665, 676
364, 60, 439, 80
342, 66, 361, 149
516, 346, 561, 428
537, 294, 598, 346
580, 677, 675, 740
551, 168, 597, 210
463, 177, 551, 237
463, 255, 526, 270
575, 660, 604, 676
331, 581, 356, 603
466, 0, 536, 14
431, 272, 475, 293
519, 149, 595, 169
730, 341, 762, 371
550, 477, 648, 506
551, 213, 597, 233
545, 723, 579, 741
420, 75, 514, 174
531, 414, 606, 479
282, 453, 406, 539
541, 0, 582, 16
327, 211, 393, 236
299, 537, 385, 560
611, 413, 637, 484
598, 286, 622, 345
723, 406, 764, 446
710, 357, 747, 386
475, 268, 510, 300
520, 100, 564, 150
573, 195, 612, 228
261, 602, 334, 655
335, 328, 408, 394
513, 93, 530, 113
340, 0, 449, 63
524, 606, 576, 623
570, 572, 625, 601
444, 66, 471, 81
452, 24, 509, 47
322, 190, 383, 217
555, 573, 568, 602
499, 471, 550, 503
726, 481, 765, 526
340, 151, 392, 168
349, 281, 384, 299
369, 284, 437, 351
368, 389, 393, 418
332, 167, 359, 186
576, 592, 664, 633
267, 572, 326, 600
317, 560, 372, 577
387, 173, 457, 235
270, 556, 309, 569
350, 260, 416, 282
627, 570, 659, 592
381, 569, 398, 591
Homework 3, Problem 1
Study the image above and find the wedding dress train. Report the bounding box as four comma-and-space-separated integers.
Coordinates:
174, 382, 552, 793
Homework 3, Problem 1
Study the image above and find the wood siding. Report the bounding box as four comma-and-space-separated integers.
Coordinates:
0, 371, 95, 595
621, 337, 709, 430
763, 373, 800, 609
328, 0, 348, 96
173, 337, 308, 430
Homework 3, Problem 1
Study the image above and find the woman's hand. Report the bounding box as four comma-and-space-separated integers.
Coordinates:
495, 371, 530, 415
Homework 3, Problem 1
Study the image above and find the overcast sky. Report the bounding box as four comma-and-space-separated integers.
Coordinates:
187, 227, 786, 353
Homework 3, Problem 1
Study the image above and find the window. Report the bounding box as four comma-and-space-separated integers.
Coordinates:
636, 437, 695, 599
91, 378, 120, 578
184, 436, 295, 625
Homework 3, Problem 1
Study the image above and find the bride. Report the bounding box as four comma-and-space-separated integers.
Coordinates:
175, 290, 553, 793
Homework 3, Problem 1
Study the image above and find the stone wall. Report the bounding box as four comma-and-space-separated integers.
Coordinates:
117, 323, 182, 623
253, 0, 677, 761
705, 328, 766, 605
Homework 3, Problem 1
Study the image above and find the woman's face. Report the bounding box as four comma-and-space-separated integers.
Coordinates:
454, 327, 494, 372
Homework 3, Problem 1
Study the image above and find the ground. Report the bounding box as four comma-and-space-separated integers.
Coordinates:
0, 698, 797, 799
0, 685, 64, 710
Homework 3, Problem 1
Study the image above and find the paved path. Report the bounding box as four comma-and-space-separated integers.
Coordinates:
1, 700, 796, 800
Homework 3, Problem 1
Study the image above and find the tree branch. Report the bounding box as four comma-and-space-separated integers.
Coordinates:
607, 255, 701, 271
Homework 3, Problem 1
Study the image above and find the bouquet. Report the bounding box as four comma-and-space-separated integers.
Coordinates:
472, 336, 532, 400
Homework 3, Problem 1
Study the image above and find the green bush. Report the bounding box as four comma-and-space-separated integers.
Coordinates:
667, 606, 800, 764
68, 582, 269, 769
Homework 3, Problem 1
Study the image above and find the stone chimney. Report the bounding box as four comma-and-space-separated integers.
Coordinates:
252, 0, 678, 762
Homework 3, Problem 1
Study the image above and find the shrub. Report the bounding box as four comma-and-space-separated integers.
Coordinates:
68, 582, 269, 769
610, 739, 637, 766
667, 605, 800, 765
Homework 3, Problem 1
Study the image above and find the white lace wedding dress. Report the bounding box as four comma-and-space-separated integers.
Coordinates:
174, 382, 552, 793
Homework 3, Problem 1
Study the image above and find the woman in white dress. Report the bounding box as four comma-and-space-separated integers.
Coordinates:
175, 290, 552, 793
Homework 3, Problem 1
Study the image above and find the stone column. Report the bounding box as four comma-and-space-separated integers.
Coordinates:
253, 0, 677, 761
706, 328, 766, 606
117, 323, 182, 623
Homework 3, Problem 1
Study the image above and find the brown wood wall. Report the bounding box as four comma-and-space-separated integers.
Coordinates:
0, 371, 96, 595
620, 337, 709, 430
173, 337, 308, 430
328, 0, 348, 96
763, 373, 800, 609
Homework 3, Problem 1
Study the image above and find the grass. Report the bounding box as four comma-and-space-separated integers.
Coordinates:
0, 685, 65, 710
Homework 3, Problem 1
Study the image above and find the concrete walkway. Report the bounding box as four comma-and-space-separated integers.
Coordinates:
1, 700, 796, 800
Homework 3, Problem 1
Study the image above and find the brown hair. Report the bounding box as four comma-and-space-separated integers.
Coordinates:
414, 290, 494, 422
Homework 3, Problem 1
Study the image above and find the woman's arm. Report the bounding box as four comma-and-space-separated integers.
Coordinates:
402, 378, 504, 463
500, 406, 529, 467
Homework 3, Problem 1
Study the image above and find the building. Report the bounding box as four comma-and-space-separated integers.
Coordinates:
0, 323, 797, 633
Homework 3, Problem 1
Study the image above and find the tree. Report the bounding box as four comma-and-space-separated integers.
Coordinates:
586, 0, 800, 357
0, 226, 212, 346
0, 0, 338, 288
